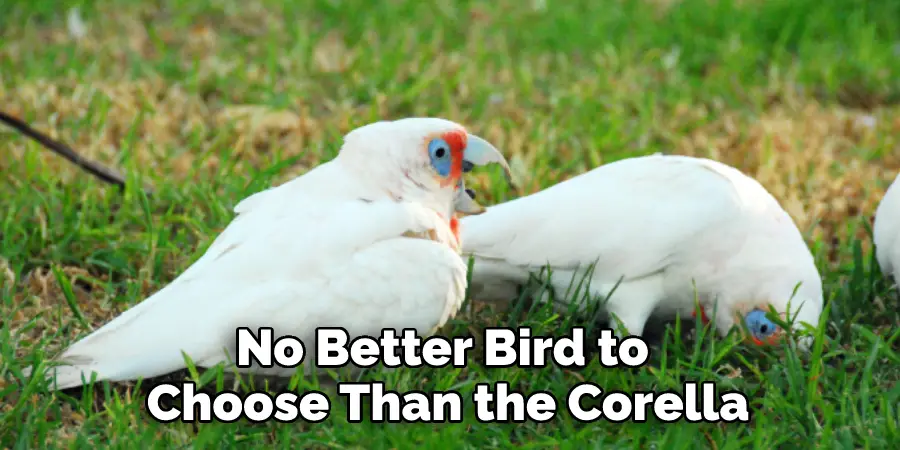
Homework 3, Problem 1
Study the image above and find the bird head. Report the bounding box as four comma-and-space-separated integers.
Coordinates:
709, 286, 822, 351
732, 303, 787, 346
339, 117, 513, 218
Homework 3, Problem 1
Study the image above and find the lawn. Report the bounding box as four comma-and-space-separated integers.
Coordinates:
2, 0, 900, 447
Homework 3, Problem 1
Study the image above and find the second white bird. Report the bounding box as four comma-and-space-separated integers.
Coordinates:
874, 172, 900, 284
461, 154, 824, 348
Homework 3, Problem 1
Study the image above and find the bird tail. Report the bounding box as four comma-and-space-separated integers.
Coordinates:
25, 351, 185, 391
21, 360, 110, 391
47, 364, 110, 391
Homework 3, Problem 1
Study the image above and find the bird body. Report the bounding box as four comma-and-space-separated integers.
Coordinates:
461, 154, 823, 346
874, 172, 900, 283
32, 117, 512, 390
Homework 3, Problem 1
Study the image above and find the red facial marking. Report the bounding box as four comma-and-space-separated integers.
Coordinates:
750, 334, 780, 346
691, 307, 711, 325
440, 129, 467, 185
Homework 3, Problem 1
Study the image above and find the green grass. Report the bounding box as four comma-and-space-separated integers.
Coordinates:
2, 0, 900, 448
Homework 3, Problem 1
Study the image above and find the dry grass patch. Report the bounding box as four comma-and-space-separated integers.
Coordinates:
0, 79, 345, 184
676, 100, 900, 259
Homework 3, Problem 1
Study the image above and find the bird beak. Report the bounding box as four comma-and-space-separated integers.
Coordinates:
796, 335, 814, 353
464, 134, 516, 189
454, 183, 485, 216
455, 187, 484, 216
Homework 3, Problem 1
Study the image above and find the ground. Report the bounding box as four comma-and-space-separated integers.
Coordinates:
1, 0, 900, 447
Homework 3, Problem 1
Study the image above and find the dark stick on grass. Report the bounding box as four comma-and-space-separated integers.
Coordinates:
0, 110, 153, 196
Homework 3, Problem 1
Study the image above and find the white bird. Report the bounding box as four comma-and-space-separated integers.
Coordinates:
874, 172, 900, 284
29, 117, 512, 391
460, 154, 823, 348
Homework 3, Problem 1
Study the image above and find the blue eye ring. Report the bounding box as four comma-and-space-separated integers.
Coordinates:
429, 138, 451, 160
428, 138, 453, 177
745, 309, 778, 338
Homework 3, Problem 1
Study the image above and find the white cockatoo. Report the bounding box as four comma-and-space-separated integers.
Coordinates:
459, 154, 823, 348
874, 173, 900, 283
27, 117, 512, 391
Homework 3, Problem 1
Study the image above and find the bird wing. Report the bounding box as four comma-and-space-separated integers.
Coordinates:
461, 155, 751, 281
44, 172, 466, 388
874, 173, 900, 278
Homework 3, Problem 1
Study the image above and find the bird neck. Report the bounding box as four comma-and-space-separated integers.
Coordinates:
335, 155, 459, 244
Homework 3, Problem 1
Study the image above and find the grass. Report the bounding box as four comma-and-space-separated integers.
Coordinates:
2, 0, 900, 447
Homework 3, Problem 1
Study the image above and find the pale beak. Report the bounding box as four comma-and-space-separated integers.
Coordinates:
464, 134, 516, 190
454, 182, 485, 216
795, 335, 813, 353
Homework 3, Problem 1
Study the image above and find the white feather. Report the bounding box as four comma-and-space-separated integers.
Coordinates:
31, 118, 482, 391
874, 172, 900, 283
461, 154, 823, 343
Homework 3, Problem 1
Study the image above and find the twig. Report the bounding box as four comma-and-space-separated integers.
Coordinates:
0, 110, 153, 195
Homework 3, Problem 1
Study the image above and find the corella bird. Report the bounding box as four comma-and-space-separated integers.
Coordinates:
874, 173, 900, 283
460, 154, 823, 348
28, 117, 512, 391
